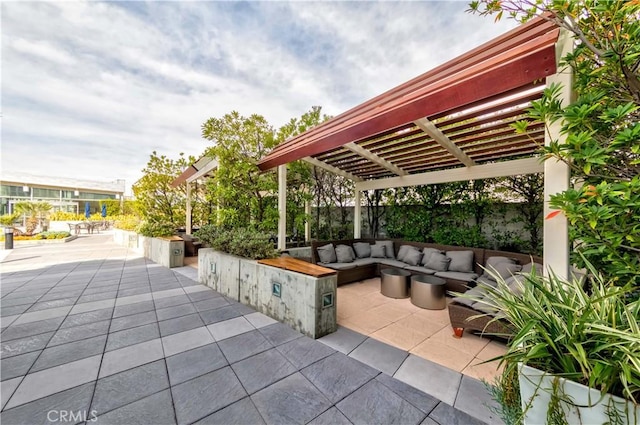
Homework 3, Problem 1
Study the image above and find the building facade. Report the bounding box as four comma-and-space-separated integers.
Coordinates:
0, 172, 126, 216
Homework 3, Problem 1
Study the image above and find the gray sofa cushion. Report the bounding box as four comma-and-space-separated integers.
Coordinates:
424, 252, 450, 271
352, 258, 378, 266
317, 243, 337, 263
335, 244, 355, 263
446, 250, 474, 273
375, 240, 395, 259
397, 245, 418, 262
452, 285, 487, 307
377, 259, 410, 268
421, 248, 443, 266
521, 262, 543, 274
319, 262, 357, 270
434, 271, 479, 282
404, 265, 436, 275
505, 274, 527, 296
403, 249, 423, 266
370, 244, 386, 258
490, 262, 522, 280
485, 256, 515, 270
353, 242, 371, 259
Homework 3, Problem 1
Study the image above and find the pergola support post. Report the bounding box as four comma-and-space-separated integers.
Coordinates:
277, 165, 287, 251
353, 190, 361, 239
304, 200, 311, 242
543, 29, 573, 279
185, 183, 192, 235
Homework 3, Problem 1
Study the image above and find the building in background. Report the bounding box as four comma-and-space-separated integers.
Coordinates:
0, 172, 126, 215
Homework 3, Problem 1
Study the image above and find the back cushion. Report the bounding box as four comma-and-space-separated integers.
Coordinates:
353, 242, 371, 258
485, 256, 515, 270
446, 250, 474, 273
335, 244, 355, 263
375, 240, 395, 259
317, 243, 337, 263
424, 252, 450, 271
421, 248, 443, 266
403, 249, 423, 266
397, 245, 419, 262
522, 262, 543, 274
370, 244, 386, 258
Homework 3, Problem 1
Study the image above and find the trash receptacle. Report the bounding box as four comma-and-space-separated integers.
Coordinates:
4, 227, 14, 250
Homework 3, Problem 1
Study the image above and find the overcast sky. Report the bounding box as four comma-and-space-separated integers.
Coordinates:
1, 1, 516, 194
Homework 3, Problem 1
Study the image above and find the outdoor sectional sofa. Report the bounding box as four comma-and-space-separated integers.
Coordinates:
310, 238, 543, 338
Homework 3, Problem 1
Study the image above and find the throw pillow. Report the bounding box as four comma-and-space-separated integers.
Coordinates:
397, 245, 415, 262
505, 275, 526, 296
370, 244, 386, 258
375, 240, 395, 259
353, 242, 371, 258
424, 252, 450, 271
446, 250, 474, 273
335, 244, 355, 263
485, 256, 515, 270
490, 262, 522, 280
521, 262, 543, 274
421, 247, 443, 266
317, 243, 337, 264
403, 249, 423, 266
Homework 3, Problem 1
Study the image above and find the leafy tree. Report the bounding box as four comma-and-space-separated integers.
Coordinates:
14, 202, 52, 235
470, 0, 640, 286
132, 151, 193, 226
202, 112, 277, 230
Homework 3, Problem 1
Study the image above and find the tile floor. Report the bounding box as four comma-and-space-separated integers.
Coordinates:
336, 277, 507, 383
1, 235, 503, 425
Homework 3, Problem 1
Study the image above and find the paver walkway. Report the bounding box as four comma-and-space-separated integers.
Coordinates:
1, 235, 500, 424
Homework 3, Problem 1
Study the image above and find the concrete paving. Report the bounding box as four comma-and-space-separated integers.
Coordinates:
0, 234, 502, 424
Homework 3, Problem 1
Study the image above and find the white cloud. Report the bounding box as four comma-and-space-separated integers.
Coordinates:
1, 1, 517, 194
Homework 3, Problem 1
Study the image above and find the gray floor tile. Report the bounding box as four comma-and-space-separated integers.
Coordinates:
161, 326, 214, 357
153, 294, 191, 310
156, 303, 197, 321
218, 329, 273, 364
301, 352, 379, 403
1, 376, 22, 410
199, 305, 242, 325
99, 338, 164, 378
1, 304, 31, 317
257, 322, 303, 346
349, 337, 409, 376
194, 397, 265, 425
93, 389, 176, 425
231, 348, 297, 394
394, 355, 462, 406
6, 354, 101, 409
158, 313, 204, 337
251, 372, 332, 424
0, 382, 95, 425
109, 310, 156, 333
114, 292, 153, 307
26, 297, 78, 313
165, 343, 228, 386
59, 307, 113, 329
192, 296, 229, 312
375, 373, 440, 415
77, 291, 118, 303
91, 360, 169, 415
428, 402, 487, 425
11, 305, 72, 326
106, 322, 160, 351
172, 366, 247, 425
48, 319, 110, 347
276, 336, 336, 370
152, 288, 185, 300
228, 301, 255, 315
421, 417, 440, 425
1, 351, 40, 381
1, 295, 41, 308
318, 325, 367, 355
207, 316, 254, 341
117, 287, 152, 298
70, 298, 116, 315
454, 375, 504, 425
38, 289, 84, 302
32, 334, 107, 372
1, 332, 53, 359
244, 312, 278, 329
112, 300, 155, 318
188, 289, 222, 302
337, 379, 426, 425
309, 407, 353, 425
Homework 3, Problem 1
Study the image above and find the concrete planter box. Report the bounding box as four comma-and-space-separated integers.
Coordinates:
519, 363, 639, 425
199, 248, 337, 339
113, 229, 184, 268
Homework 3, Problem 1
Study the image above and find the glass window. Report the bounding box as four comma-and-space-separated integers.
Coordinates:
32, 188, 61, 198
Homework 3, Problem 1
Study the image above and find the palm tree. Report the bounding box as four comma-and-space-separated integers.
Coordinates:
14, 202, 52, 235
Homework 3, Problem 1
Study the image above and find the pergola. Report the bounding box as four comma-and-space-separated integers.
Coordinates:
173, 155, 218, 235
257, 17, 574, 278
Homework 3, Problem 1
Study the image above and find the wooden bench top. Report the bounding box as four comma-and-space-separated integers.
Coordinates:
258, 257, 337, 278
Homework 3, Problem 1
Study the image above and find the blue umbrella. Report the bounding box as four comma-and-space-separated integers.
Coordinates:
84, 202, 91, 219
101, 204, 107, 218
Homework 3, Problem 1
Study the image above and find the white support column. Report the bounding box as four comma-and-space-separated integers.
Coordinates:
543, 29, 574, 279
354, 190, 362, 239
304, 200, 311, 242
277, 165, 287, 251
185, 183, 192, 235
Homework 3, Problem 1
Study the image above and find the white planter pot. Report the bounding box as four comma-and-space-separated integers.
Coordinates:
519, 363, 639, 425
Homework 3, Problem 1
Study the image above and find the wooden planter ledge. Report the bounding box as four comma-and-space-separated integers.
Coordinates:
258, 257, 336, 277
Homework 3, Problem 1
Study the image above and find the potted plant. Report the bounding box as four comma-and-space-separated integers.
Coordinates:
461, 261, 639, 425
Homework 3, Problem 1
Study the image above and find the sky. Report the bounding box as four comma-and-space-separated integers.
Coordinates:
1, 1, 516, 195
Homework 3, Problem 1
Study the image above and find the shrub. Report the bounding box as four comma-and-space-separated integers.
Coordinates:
195, 225, 278, 260
112, 215, 141, 231
136, 221, 176, 238
49, 212, 86, 221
